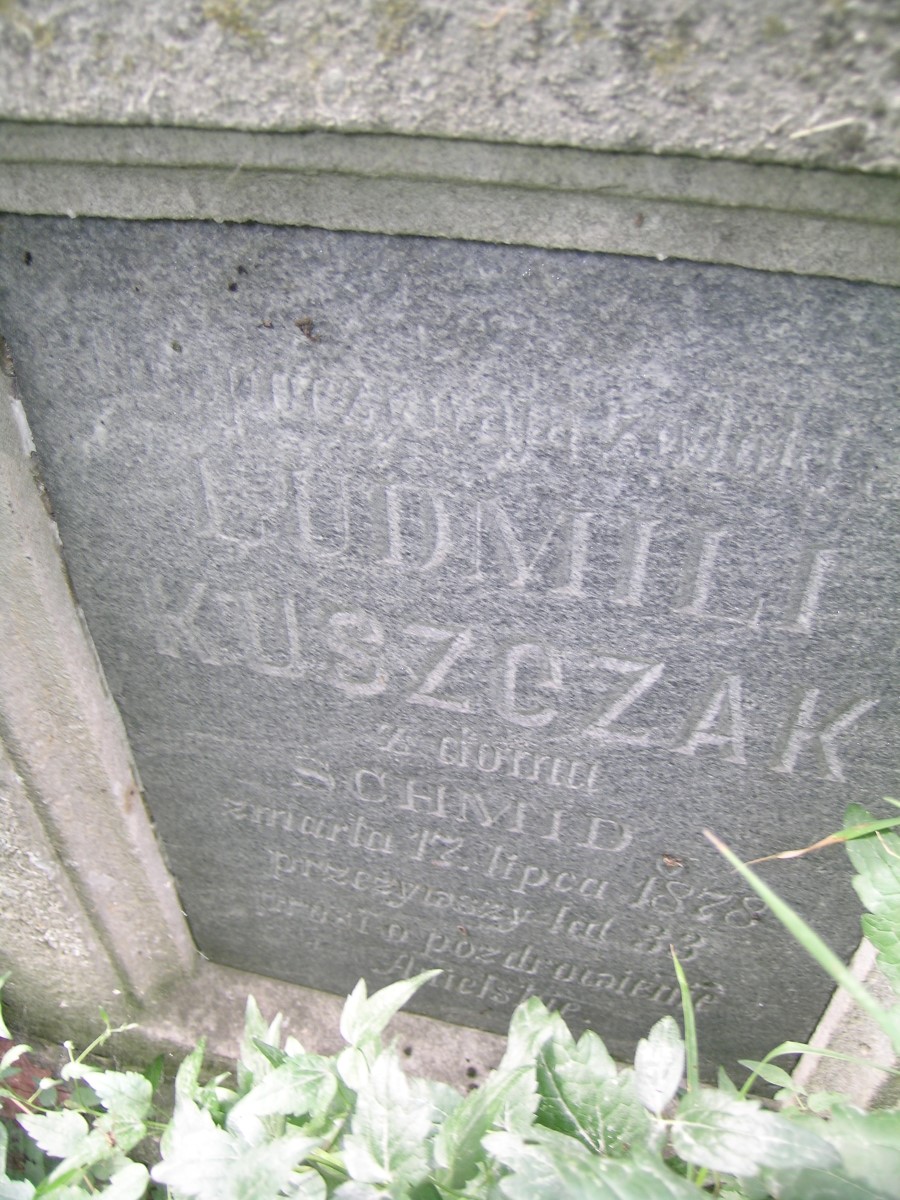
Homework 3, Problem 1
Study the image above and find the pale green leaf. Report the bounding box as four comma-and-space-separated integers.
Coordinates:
173, 1040, 206, 1109
792, 1105, 900, 1196
333, 1184, 382, 1200
540, 1027, 643, 1156
634, 1016, 684, 1115
289, 1169, 327, 1200
499, 998, 571, 1072
339, 972, 440, 1047
485, 1128, 702, 1199
0, 1180, 35, 1200
74, 1070, 152, 1124
862, 908, 900, 993
672, 1088, 839, 1176
18, 1111, 91, 1160
97, 1162, 149, 1200
434, 1066, 532, 1192
737, 1060, 795, 1091
152, 1100, 236, 1196
226, 1055, 337, 1142
238, 997, 282, 1093
341, 1052, 432, 1188
845, 806, 900, 916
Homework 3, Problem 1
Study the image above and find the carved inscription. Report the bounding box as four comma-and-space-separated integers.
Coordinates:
9, 218, 894, 1064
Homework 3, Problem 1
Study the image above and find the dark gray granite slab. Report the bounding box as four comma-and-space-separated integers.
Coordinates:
1, 215, 897, 1068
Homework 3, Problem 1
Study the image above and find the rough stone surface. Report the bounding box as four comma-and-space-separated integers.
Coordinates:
0, 1, 898, 173
0, 214, 897, 1069
0, 331, 195, 1040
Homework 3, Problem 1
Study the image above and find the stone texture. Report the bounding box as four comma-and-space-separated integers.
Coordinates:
1, 123, 898, 284
0, 334, 195, 1042
0, 214, 897, 1070
0, 1, 898, 173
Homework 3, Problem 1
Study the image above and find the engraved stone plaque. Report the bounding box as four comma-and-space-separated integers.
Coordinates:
1, 215, 897, 1068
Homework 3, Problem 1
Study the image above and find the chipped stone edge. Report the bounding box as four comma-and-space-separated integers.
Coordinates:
0, 122, 898, 285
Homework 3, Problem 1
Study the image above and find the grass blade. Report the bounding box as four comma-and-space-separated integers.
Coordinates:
748, 815, 900, 865
705, 830, 899, 1054
670, 947, 699, 1095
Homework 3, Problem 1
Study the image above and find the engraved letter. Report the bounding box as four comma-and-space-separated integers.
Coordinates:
294, 469, 351, 560
497, 642, 563, 728
782, 549, 837, 635
327, 610, 388, 697
582, 658, 664, 745
381, 485, 452, 572
405, 625, 474, 713
472, 501, 594, 596
773, 690, 878, 780
150, 579, 222, 665
676, 675, 747, 764
677, 529, 762, 627
613, 520, 659, 608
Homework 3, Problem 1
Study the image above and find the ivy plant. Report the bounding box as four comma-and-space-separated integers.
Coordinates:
2, 802, 899, 1200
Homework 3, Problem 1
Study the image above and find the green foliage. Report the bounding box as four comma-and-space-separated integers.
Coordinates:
1, 802, 899, 1199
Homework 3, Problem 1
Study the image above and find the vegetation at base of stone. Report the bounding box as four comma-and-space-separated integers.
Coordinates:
2, 804, 900, 1200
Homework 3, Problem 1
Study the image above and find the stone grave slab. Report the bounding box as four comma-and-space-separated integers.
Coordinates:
0, 214, 897, 1069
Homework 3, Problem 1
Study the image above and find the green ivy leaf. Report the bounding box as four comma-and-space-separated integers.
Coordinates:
18, 1112, 91, 1161
498, 998, 570, 1072
226, 1055, 338, 1142
96, 1161, 148, 1200
72, 1070, 152, 1125
485, 1128, 702, 1199
536, 1029, 628, 1153
238, 998, 283, 1094
845, 806, 900, 914
153, 1097, 316, 1200
341, 1052, 433, 1190
785, 1105, 900, 1197
339, 972, 441, 1047
634, 1017, 684, 1116
861, 907, 900, 993
672, 1088, 839, 1176
434, 1066, 534, 1192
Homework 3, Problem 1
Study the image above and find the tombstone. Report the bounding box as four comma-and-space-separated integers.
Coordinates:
1, 2, 900, 1089
1, 209, 896, 1073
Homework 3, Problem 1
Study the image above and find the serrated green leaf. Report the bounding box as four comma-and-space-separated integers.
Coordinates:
75, 1070, 152, 1125
173, 1040, 206, 1109
845, 806, 900, 918
97, 1162, 148, 1200
227, 1055, 337, 1142
153, 1097, 316, 1200
290, 1169, 327, 1200
793, 1105, 900, 1196
238, 998, 282, 1094
18, 1112, 91, 1161
339, 972, 441, 1047
341, 1052, 432, 1189
862, 907, 900, 993
499, 998, 570, 1072
434, 1066, 532, 1192
672, 1088, 839, 1177
634, 1016, 684, 1116
535, 1027, 643, 1156
252, 1040, 287, 1070
485, 1128, 701, 1199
